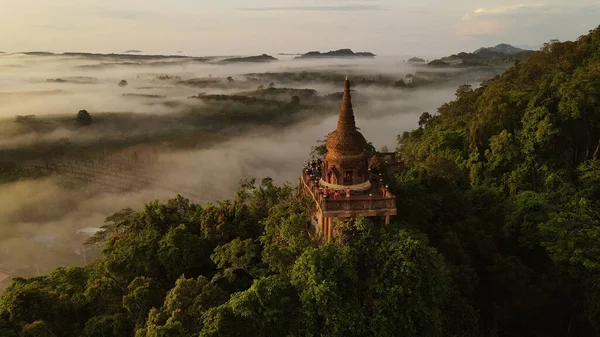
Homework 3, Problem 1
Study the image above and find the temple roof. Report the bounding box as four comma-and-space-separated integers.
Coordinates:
325, 78, 369, 157
337, 77, 356, 132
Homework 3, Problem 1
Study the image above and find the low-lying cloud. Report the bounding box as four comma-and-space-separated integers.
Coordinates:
236, 5, 385, 12
0, 51, 477, 287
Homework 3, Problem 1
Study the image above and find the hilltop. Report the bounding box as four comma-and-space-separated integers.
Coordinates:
219, 54, 278, 63
427, 43, 535, 67
295, 48, 376, 59
62, 52, 192, 60
123, 50, 142, 54
398, 25, 600, 337
474, 43, 528, 55
14, 51, 207, 62
22, 51, 54, 56
407, 57, 426, 63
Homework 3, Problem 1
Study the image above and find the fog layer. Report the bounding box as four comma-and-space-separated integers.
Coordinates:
0, 52, 487, 286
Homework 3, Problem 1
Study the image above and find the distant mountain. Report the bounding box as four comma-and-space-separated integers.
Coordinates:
220, 54, 278, 63
63, 52, 197, 61
123, 50, 142, 54
11, 51, 219, 64
436, 43, 535, 67
474, 43, 528, 55
427, 59, 451, 67
46, 76, 98, 84
407, 57, 426, 63
22, 51, 54, 55
278, 53, 302, 56
295, 49, 376, 59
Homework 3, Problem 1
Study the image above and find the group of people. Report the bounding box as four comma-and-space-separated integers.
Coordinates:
321, 186, 351, 200
303, 159, 322, 179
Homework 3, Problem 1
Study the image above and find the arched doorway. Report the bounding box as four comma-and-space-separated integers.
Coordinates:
328, 170, 338, 185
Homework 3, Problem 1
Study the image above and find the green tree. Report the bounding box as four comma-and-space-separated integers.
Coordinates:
0, 276, 83, 336
201, 275, 300, 337
123, 277, 163, 328
158, 224, 213, 281
0, 320, 18, 337
21, 320, 57, 337
76, 110, 92, 126
291, 244, 365, 337
101, 226, 162, 284
367, 230, 457, 337
142, 276, 228, 337
81, 315, 116, 337
260, 197, 316, 274
539, 198, 600, 276
211, 238, 264, 279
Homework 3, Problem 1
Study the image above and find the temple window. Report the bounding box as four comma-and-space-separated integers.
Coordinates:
344, 170, 354, 185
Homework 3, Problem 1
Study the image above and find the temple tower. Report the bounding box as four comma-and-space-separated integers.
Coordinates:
300, 78, 397, 241
321, 77, 371, 191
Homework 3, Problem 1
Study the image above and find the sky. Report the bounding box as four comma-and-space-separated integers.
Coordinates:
0, 0, 598, 57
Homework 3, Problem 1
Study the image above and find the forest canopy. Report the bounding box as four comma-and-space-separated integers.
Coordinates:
2, 26, 600, 337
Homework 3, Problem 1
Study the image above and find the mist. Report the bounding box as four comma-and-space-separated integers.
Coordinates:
0, 51, 484, 288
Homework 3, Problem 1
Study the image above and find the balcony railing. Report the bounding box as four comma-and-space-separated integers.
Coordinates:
301, 171, 396, 214
321, 198, 396, 212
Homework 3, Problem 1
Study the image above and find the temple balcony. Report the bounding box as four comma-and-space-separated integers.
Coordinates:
300, 171, 397, 219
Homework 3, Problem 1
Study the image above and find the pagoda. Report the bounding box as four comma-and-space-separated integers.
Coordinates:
300, 78, 397, 241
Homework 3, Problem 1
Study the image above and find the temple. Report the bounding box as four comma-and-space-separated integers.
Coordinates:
300, 77, 397, 241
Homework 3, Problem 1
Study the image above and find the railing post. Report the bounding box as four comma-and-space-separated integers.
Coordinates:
318, 212, 324, 234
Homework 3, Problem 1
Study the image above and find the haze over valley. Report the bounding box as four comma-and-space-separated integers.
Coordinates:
0, 49, 498, 282
2, 1, 600, 335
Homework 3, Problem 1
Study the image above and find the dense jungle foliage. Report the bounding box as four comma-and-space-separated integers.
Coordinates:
2, 26, 600, 337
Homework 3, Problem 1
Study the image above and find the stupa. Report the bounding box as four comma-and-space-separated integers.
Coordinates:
300, 78, 397, 241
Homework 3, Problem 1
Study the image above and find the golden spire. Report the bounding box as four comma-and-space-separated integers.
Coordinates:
337, 77, 356, 133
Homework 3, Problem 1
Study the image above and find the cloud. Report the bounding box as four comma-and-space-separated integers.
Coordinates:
461, 33, 494, 39
456, 18, 502, 38
82, 7, 149, 20
29, 24, 75, 31
455, 2, 600, 50
458, 3, 563, 37
462, 4, 545, 20
473, 4, 539, 15
236, 5, 385, 12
